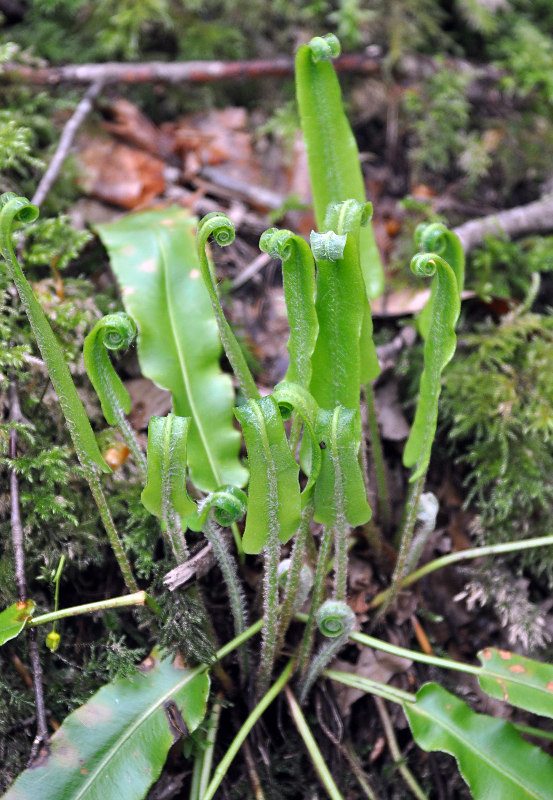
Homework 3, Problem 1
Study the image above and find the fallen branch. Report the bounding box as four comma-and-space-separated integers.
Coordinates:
1, 52, 503, 89
31, 81, 104, 207
453, 194, 553, 253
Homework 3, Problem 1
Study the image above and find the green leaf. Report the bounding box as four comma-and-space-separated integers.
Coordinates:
295, 35, 384, 299
96, 207, 247, 492
0, 600, 35, 646
234, 396, 301, 554
416, 223, 465, 340
141, 413, 197, 520
478, 646, 553, 719
259, 228, 318, 388
83, 313, 136, 427
403, 253, 460, 481
309, 234, 366, 409
0, 193, 109, 475
313, 406, 371, 527
3, 651, 210, 800
405, 682, 553, 800
273, 381, 322, 503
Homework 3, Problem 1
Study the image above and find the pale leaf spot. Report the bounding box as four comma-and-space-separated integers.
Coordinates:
122, 286, 135, 296
139, 258, 157, 273
189, 269, 200, 279
498, 649, 512, 660
509, 664, 526, 673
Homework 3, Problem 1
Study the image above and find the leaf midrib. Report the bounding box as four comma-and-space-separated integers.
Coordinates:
414, 703, 550, 799
73, 665, 204, 800
156, 230, 221, 488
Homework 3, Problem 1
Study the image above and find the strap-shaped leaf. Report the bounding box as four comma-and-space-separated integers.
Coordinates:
295, 34, 384, 299
273, 380, 322, 502
96, 207, 247, 492
403, 253, 460, 481
141, 414, 197, 521
196, 212, 259, 401
405, 682, 553, 800
478, 647, 553, 719
234, 396, 301, 554
3, 651, 210, 800
0, 193, 109, 474
0, 600, 35, 646
259, 228, 318, 388
416, 223, 465, 340
83, 313, 136, 426
309, 232, 366, 409
313, 406, 371, 527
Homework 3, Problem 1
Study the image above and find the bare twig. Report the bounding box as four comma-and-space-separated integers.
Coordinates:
453, 194, 553, 253
7, 381, 49, 759
31, 81, 104, 208
0, 52, 504, 89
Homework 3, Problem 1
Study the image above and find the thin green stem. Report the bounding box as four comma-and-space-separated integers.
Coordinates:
116, 410, 148, 483
28, 590, 160, 627
375, 472, 424, 621
198, 696, 223, 799
231, 521, 245, 564
350, 630, 482, 678
201, 659, 295, 800
203, 516, 249, 680
284, 685, 345, 800
368, 533, 553, 610
374, 695, 429, 800
298, 526, 333, 677
85, 466, 138, 592
189, 750, 203, 800
324, 669, 414, 705
364, 383, 390, 533
257, 525, 281, 696
276, 500, 314, 651
513, 723, 553, 743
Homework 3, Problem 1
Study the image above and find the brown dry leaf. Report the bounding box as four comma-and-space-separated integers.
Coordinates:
126, 378, 172, 431
167, 107, 256, 179
374, 380, 410, 441
102, 98, 174, 159
78, 138, 166, 208
331, 646, 412, 717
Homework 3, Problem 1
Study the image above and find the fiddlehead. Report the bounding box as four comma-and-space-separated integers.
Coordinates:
273, 381, 322, 503
309, 230, 347, 262
260, 229, 317, 388
0, 193, 137, 592
84, 313, 147, 480
188, 485, 247, 531
295, 35, 384, 298
316, 599, 355, 638
415, 223, 464, 340
308, 33, 341, 62
299, 599, 355, 704
403, 252, 460, 481
196, 212, 259, 400
141, 414, 197, 562
278, 558, 314, 610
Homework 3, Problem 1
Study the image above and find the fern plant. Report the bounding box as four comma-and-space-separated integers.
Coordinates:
3, 32, 553, 800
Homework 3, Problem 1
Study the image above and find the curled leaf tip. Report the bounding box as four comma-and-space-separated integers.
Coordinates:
97, 312, 136, 351
259, 227, 294, 260
324, 199, 373, 234
195, 485, 248, 529
308, 33, 341, 62
310, 229, 347, 262
316, 599, 355, 638
197, 212, 235, 249
410, 252, 442, 279
415, 221, 450, 253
